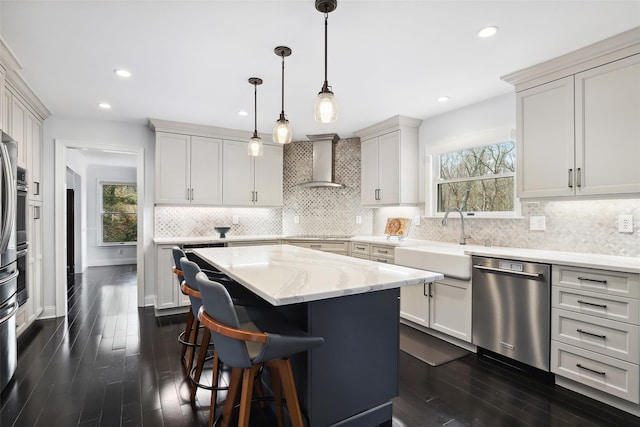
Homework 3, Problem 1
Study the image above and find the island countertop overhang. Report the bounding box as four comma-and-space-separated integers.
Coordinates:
191, 244, 443, 306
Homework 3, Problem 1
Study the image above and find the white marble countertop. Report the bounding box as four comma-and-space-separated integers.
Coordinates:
154, 235, 283, 245
395, 241, 640, 274
191, 244, 444, 306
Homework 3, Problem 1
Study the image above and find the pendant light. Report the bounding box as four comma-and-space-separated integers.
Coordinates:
272, 46, 293, 144
247, 77, 264, 157
314, 0, 338, 124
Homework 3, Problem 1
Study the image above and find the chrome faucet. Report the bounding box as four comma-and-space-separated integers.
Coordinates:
442, 207, 469, 245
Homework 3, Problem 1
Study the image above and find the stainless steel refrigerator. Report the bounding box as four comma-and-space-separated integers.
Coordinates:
0, 133, 18, 392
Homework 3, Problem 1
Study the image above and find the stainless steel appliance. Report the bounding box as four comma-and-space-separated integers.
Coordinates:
16, 167, 27, 306
0, 133, 18, 392
472, 256, 551, 371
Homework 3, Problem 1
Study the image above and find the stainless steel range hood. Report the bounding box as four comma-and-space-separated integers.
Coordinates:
297, 133, 345, 188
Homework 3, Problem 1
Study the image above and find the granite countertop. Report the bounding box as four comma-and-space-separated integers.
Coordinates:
191, 245, 443, 305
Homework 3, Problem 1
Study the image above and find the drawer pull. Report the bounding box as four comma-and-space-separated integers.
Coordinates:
577, 299, 607, 309
576, 329, 606, 339
377, 249, 388, 254
310, 244, 322, 248
577, 276, 607, 285
576, 363, 606, 376
375, 258, 388, 263
355, 246, 366, 250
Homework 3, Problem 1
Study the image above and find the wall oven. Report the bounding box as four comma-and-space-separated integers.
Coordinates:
16, 167, 27, 306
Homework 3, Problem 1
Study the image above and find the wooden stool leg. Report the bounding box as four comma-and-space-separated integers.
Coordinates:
270, 359, 304, 427
208, 351, 220, 427
238, 365, 261, 427
181, 310, 195, 361
268, 363, 285, 427
190, 327, 211, 401
221, 367, 243, 427
186, 319, 200, 373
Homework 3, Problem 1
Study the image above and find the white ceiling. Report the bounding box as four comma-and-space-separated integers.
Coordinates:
1, 1, 639, 142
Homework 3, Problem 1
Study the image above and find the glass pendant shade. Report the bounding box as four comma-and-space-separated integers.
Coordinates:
272, 117, 292, 144
314, 90, 338, 123
247, 133, 264, 156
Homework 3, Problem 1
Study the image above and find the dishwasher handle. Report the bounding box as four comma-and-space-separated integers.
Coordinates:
473, 264, 542, 279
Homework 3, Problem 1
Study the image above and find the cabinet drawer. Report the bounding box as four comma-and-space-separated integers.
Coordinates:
553, 265, 640, 298
371, 245, 394, 259
552, 286, 639, 324
551, 340, 639, 403
552, 308, 639, 363
350, 253, 370, 261
289, 241, 348, 254
350, 242, 370, 256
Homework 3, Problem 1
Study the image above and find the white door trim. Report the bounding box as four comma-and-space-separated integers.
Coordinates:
54, 138, 145, 316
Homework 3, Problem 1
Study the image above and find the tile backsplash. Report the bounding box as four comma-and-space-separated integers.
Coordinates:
155, 139, 639, 257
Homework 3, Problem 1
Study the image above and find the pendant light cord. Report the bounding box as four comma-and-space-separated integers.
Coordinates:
280, 53, 286, 116
323, 12, 329, 88
253, 83, 258, 137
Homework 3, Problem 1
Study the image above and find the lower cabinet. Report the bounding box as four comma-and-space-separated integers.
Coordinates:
155, 244, 189, 312
400, 278, 472, 343
349, 241, 395, 263
551, 264, 640, 403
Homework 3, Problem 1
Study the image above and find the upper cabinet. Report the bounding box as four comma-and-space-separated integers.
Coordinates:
222, 140, 283, 207
155, 132, 223, 205
355, 115, 422, 206
504, 27, 640, 199
149, 119, 283, 207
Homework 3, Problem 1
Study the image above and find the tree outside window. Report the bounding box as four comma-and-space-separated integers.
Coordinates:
101, 183, 137, 244
437, 141, 515, 213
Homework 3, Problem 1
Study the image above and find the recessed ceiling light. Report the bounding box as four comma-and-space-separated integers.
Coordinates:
477, 26, 499, 38
98, 102, 111, 109
114, 69, 131, 78
437, 96, 450, 102
238, 110, 248, 116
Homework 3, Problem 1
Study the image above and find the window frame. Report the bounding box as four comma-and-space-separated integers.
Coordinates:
98, 180, 138, 246
425, 129, 521, 219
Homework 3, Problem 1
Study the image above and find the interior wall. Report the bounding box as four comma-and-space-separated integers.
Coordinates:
42, 116, 155, 315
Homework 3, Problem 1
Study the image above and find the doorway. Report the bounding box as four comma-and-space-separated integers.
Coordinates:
54, 139, 145, 318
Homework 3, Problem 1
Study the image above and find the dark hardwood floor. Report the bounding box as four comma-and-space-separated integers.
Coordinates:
1, 265, 639, 426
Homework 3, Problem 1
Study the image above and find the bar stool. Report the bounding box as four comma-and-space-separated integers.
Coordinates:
172, 247, 199, 371
196, 271, 324, 427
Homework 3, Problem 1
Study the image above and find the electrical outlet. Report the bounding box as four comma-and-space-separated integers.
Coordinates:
414, 215, 421, 226
232, 215, 239, 225
356, 215, 362, 224
618, 215, 633, 233
529, 216, 546, 231
294, 215, 300, 224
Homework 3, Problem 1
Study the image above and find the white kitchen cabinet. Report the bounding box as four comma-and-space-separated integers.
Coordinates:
286, 240, 349, 255
27, 112, 42, 201
155, 244, 189, 311
155, 132, 223, 205
222, 140, 283, 207
355, 115, 421, 206
10, 92, 27, 168
0, 65, 5, 131
17, 203, 43, 337
349, 241, 395, 263
400, 279, 472, 342
509, 48, 640, 199
551, 264, 640, 403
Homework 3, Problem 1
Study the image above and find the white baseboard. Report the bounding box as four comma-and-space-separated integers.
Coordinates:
40, 306, 58, 319
88, 258, 137, 267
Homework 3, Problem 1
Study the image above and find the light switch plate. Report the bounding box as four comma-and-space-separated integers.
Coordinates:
529, 216, 546, 231
294, 215, 300, 224
232, 215, 239, 225
356, 215, 362, 224
414, 215, 421, 226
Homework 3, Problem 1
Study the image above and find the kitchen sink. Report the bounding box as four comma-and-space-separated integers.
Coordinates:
395, 243, 473, 280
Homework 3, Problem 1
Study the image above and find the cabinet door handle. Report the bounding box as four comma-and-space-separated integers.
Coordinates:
577, 299, 607, 309
190, 188, 194, 200
34, 181, 40, 196
576, 168, 582, 188
255, 191, 258, 203
186, 188, 190, 200
568, 169, 573, 188
577, 276, 607, 285
34, 206, 40, 220
576, 329, 606, 339
576, 363, 606, 376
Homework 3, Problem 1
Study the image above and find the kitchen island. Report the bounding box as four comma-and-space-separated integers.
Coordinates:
192, 244, 443, 427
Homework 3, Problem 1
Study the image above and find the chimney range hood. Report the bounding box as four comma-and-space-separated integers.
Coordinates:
297, 133, 345, 188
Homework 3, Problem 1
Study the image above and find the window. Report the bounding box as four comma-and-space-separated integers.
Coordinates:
431, 140, 516, 216
100, 183, 137, 244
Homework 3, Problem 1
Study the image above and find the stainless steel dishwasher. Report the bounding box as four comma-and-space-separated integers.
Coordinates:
472, 256, 551, 371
